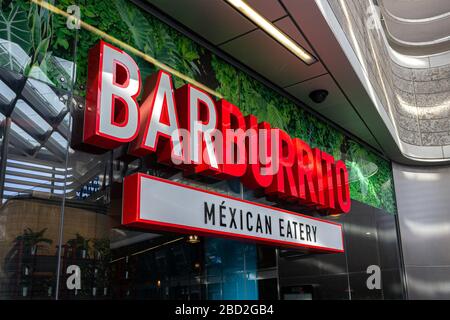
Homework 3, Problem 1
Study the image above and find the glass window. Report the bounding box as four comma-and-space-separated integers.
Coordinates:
0, 1, 77, 90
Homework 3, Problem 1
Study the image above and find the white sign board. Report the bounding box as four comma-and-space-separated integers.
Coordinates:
122, 173, 344, 252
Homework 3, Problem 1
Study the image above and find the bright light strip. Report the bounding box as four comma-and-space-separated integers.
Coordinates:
225, 0, 316, 64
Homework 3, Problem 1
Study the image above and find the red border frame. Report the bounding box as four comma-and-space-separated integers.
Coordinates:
122, 173, 344, 253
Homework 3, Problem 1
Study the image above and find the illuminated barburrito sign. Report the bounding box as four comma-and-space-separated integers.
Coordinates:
123, 174, 344, 252
81, 40, 350, 251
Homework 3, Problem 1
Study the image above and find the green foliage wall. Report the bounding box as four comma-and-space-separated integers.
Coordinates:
1, 0, 396, 214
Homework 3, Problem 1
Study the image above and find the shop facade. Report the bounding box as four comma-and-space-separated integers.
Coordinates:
0, 0, 404, 300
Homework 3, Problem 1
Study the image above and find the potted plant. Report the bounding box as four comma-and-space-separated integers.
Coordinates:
8, 228, 53, 298
91, 238, 110, 260
66, 233, 90, 259
13, 228, 53, 256
91, 238, 111, 297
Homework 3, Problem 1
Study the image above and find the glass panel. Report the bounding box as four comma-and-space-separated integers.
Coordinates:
53, 148, 112, 299
205, 238, 258, 300
0, 78, 71, 299
0, 1, 77, 91
0, 0, 75, 295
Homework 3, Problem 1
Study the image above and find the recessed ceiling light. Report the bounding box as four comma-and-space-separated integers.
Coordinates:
224, 0, 317, 65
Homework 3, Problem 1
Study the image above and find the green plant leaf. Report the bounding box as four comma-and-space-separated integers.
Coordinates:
113, 0, 151, 51
57, 37, 69, 50
0, 3, 32, 71
0, 4, 31, 51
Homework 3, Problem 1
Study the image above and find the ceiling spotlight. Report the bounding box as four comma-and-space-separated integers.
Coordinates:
224, 0, 317, 65
187, 235, 200, 244
309, 89, 329, 103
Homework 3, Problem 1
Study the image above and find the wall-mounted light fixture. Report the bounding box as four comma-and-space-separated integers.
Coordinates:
224, 0, 317, 65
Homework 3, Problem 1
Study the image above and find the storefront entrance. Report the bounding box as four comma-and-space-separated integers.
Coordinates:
0, 0, 404, 300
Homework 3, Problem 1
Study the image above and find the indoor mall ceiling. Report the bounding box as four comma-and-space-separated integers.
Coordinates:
379, 0, 450, 55
380, 0, 449, 20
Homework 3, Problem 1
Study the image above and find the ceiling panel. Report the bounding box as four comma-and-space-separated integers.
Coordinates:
147, 0, 286, 45
285, 74, 347, 111
246, 0, 287, 21
285, 74, 380, 147
220, 17, 327, 87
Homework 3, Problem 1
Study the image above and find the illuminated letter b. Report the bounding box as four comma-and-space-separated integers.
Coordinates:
83, 40, 141, 149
